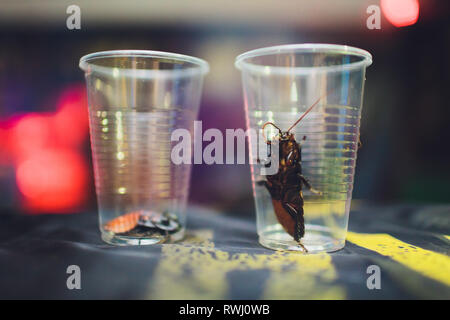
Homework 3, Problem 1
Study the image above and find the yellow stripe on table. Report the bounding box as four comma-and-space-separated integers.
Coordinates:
347, 232, 450, 286
148, 229, 345, 300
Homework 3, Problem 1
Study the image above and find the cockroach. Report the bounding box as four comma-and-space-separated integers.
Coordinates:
104, 211, 142, 234
258, 95, 325, 252
104, 210, 181, 237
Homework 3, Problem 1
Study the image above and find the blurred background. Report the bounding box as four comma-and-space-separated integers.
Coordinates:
0, 0, 448, 215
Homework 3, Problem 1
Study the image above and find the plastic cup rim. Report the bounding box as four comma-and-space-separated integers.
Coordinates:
235, 43, 373, 75
79, 49, 210, 79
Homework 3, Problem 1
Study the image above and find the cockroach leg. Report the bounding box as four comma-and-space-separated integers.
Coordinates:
299, 174, 323, 195
283, 202, 309, 253
297, 242, 309, 253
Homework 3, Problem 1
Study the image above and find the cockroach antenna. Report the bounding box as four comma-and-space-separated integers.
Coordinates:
287, 92, 329, 133
261, 122, 282, 143
261, 90, 331, 143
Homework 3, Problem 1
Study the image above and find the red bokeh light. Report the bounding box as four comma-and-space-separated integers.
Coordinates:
0, 127, 9, 165
16, 149, 87, 213
381, 0, 419, 28
11, 114, 53, 161
53, 85, 89, 147
1, 83, 90, 213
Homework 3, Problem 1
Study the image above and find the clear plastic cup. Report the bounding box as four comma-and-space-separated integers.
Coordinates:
79, 50, 208, 245
236, 44, 372, 253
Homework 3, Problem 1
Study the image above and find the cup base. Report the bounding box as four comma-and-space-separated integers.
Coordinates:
101, 228, 185, 246
258, 224, 345, 253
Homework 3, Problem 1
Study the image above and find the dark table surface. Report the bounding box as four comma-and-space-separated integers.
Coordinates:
0, 203, 449, 299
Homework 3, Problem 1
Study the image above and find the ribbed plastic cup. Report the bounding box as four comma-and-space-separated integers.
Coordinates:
80, 50, 208, 245
236, 44, 372, 253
